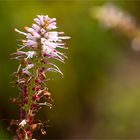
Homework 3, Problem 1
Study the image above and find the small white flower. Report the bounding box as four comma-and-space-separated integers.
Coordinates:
58, 36, 71, 40
47, 22, 57, 30
42, 44, 52, 54
25, 27, 35, 33
25, 51, 36, 58
32, 24, 41, 32
34, 18, 42, 25
41, 38, 46, 44
37, 15, 46, 25
22, 68, 31, 75
26, 34, 37, 40
45, 40, 57, 48
14, 51, 36, 59
15, 28, 27, 36
23, 39, 38, 47
26, 63, 34, 69
19, 120, 27, 127
22, 63, 34, 75
45, 32, 58, 42
47, 17, 56, 23
32, 32, 40, 38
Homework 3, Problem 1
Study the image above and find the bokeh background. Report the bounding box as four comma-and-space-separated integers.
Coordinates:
1, 0, 140, 139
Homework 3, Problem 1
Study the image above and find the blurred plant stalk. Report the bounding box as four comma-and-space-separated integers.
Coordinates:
91, 3, 140, 51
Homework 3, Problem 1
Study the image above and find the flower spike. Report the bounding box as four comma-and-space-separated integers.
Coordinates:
10, 15, 70, 140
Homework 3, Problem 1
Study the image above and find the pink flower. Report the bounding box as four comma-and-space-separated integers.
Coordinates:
12, 15, 70, 139
45, 32, 58, 41
32, 24, 40, 32
47, 22, 57, 30
14, 51, 36, 59
22, 39, 38, 48
22, 64, 34, 75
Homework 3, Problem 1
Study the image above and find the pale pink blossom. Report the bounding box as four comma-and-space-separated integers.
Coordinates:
47, 22, 57, 30
45, 32, 58, 41
25, 27, 36, 33
15, 28, 27, 36
12, 15, 70, 140
14, 51, 36, 59
32, 24, 40, 32
22, 39, 38, 47
14, 14, 70, 76
19, 120, 27, 127
22, 63, 34, 75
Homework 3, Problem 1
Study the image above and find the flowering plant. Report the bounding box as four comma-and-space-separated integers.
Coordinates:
10, 15, 70, 140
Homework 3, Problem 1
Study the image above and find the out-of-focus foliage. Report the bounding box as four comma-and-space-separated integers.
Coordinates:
1, 0, 140, 139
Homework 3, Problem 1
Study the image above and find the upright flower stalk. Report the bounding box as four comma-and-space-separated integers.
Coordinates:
10, 15, 70, 140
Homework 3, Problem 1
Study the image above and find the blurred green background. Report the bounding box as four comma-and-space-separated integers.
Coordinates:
1, 0, 140, 139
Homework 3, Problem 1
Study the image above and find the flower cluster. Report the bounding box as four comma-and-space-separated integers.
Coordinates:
10, 15, 70, 140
